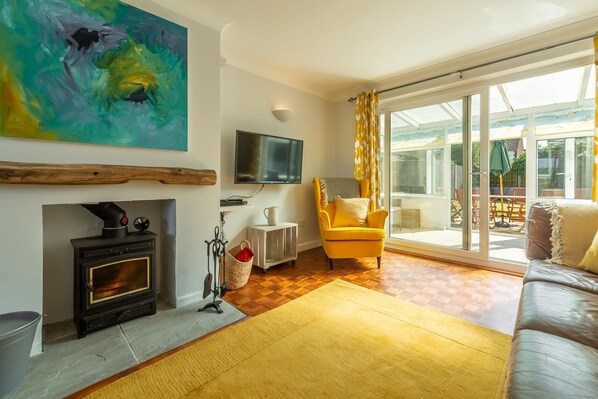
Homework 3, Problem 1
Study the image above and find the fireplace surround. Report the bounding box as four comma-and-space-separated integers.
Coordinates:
71, 232, 157, 338
0, 12, 221, 357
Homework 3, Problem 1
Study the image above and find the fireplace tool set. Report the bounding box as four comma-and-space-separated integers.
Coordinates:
199, 226, 228, 314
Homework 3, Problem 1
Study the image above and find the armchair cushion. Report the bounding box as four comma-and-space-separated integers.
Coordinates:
333, 197, 369, 227
324, 227, 386, 241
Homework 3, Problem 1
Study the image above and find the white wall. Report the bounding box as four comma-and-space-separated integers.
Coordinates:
0, 1, 220, 354
219, 66, 337, 250
333, 100, 357, 177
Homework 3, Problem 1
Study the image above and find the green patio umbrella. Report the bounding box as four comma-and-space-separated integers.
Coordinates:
490, 140, 511, 228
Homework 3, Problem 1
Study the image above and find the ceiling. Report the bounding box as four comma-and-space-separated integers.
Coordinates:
152, 0, 598, 101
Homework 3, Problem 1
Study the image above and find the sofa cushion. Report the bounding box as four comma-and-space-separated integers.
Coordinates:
579, 229, 598, 274
524, 260, 598, 295
524, 202, 555, 260
504, 329, 598, 399
550, 203, 598, 267
324, 227, 385, 241
516, 281, 598, 350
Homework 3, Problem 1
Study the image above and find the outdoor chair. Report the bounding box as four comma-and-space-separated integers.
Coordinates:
451, 189, 463, 224
456, 188, 480, 229
508, 187, 526, 231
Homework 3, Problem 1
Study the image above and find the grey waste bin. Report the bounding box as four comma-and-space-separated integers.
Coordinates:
0, 311, 41, 398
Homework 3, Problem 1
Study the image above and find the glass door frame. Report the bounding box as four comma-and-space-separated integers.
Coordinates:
381, 85, 503, 269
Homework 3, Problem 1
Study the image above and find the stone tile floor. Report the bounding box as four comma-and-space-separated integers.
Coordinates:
7, 298, 245, 399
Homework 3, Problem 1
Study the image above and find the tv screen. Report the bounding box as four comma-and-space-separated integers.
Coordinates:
234, 130, 303, 184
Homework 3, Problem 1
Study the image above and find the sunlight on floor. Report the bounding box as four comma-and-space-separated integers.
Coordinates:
391, 228, 527, 264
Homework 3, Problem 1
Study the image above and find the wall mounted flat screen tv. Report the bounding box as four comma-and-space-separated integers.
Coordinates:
234, 130, 303, 184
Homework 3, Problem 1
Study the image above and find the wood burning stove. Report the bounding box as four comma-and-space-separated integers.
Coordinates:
71, 232, 157, 338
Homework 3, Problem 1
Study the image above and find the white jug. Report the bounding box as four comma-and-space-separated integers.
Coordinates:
263, 206, 279, 226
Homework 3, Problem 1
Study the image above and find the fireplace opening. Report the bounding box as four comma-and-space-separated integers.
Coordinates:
42, 199, 176, 345
72, 233, 157, 338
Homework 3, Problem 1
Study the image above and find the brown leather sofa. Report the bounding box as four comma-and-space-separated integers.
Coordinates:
503, 203, 598, 398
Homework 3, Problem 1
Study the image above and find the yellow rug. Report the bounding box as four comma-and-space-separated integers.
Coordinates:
86, 280, 511, 399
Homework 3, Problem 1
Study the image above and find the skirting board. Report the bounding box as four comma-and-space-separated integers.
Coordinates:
176, 241, 322, 307
298, 239, 321, 253
175, 291, 242, 309
175, 291, 205, 308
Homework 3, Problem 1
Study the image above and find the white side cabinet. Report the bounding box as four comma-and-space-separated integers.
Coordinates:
247, 223, 298, 271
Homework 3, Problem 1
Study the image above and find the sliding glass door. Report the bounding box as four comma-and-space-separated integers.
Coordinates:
384, 93, 486, 256
381, 62, 595, 269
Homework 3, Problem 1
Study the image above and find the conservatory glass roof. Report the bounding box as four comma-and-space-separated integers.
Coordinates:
390, 65, 596, 129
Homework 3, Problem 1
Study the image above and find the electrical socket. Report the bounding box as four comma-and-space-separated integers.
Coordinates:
297, 218, 305, 228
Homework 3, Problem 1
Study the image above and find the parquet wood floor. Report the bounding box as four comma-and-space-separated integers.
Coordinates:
225, 247, 524, 334
70, 247, 523, 397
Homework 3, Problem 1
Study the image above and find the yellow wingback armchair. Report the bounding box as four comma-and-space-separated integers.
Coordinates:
313, 177, 388, 270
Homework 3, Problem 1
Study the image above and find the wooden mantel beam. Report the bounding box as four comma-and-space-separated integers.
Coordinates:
0, 161, 217, 185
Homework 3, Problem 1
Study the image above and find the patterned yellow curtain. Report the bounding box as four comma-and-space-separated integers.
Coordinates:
354, 89, 381, 208
594, 37, 598, 202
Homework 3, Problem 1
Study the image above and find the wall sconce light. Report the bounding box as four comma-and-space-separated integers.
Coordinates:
272, 109, 293, 122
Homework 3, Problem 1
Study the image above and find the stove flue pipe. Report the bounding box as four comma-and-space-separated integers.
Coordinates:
81, 202, 129, 239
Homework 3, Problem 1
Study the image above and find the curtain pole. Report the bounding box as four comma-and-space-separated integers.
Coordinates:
348, 33, 598, 103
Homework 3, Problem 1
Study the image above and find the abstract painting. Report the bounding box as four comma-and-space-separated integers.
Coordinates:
0, 0, 188, 150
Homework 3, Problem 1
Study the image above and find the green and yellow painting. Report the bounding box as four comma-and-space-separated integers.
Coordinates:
0, 0, 188, 150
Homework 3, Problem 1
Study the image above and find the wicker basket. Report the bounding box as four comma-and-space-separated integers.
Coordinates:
224, 240, 254, 290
